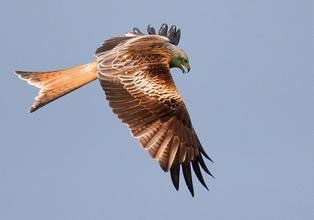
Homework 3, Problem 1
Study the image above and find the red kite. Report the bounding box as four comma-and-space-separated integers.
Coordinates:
16, 24, 213, 196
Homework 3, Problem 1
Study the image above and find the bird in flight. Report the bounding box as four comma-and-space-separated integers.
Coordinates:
15, 24, 213, 196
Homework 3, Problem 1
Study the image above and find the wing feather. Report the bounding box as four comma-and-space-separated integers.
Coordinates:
167, 135, 180, 171
182, 162, 194, 196
170, 152, 181, 190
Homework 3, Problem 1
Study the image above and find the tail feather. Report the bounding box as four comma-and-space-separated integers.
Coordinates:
15, 61, 98, 112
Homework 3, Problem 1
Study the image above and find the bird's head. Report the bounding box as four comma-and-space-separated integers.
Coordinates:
169, 47, 191, 73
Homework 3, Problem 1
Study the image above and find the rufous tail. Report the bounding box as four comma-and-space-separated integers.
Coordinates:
15, 61, 98, 112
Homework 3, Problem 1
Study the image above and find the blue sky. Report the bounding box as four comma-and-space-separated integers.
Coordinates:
0, 0, 313, 219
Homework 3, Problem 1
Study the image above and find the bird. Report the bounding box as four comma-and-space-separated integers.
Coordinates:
15, 24, 213, 196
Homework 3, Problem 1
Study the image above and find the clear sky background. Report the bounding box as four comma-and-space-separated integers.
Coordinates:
0, 0, 313, 219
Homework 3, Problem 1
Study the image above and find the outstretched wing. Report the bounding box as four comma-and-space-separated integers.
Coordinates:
96, 35, 213, 196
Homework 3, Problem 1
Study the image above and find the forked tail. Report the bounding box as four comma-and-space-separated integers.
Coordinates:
15, 61, 98, 112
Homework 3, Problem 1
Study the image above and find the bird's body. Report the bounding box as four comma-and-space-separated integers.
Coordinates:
15, 24, 213, 196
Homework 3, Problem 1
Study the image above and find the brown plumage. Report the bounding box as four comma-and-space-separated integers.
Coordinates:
15, 24, 213, 196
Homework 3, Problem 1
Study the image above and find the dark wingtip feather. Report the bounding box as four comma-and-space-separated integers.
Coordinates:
182, 163, 194, 197
147, 25, 156, 35
170, 165, 180, 191
194, 135, 213, 162
192, 160, 209, 190
132, 27, 143, 35
200, 147, 214, 163
173, 29, 181, 46
196, 139, 213, 163
199, 155, 215, 178
167, 25, 177, 45
159, 23, 168, 36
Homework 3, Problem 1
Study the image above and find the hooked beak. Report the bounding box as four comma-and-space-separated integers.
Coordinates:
180, 63, 191, 73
